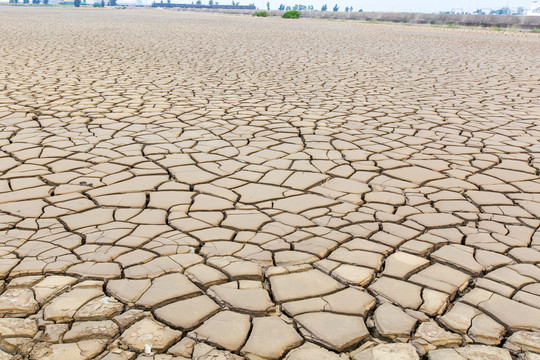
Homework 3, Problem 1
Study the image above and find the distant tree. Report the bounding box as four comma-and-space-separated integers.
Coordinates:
278, 3, 284, 9
516, 7, 525, 14
266, 1, 269, 9
358, 8, 362, 12
292, 4, 297, 10
23, 0, 29, 3
196, 0, 201, 4
43, 0, 48, 4
209, 0, 213, 5
332, 3, 338, 11
285, 5, 290, 10
308, 5, 312, 10
344, 6, 348, 11
108, 0, 116, 5
167, 0, 171, 5
74, 0, 81, 6
101, 0, 104, 5
321, 4, 327, 11
349, 6, 352, 11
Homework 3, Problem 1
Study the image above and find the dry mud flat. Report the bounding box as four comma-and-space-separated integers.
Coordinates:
0, 6, 540, 360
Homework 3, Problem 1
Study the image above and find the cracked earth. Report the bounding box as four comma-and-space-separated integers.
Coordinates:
0, 7, 539, 360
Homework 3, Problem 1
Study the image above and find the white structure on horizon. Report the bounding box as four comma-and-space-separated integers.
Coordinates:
527, 1, 540, 15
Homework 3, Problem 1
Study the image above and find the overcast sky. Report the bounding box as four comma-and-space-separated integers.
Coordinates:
259, 0, 535, 12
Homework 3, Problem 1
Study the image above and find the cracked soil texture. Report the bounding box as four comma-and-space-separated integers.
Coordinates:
0, 6, 540, 360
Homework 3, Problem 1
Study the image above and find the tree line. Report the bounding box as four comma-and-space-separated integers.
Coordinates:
276, 3, 360, 11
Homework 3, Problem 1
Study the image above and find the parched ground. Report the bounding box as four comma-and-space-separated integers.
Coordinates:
0, 6, 539, 360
